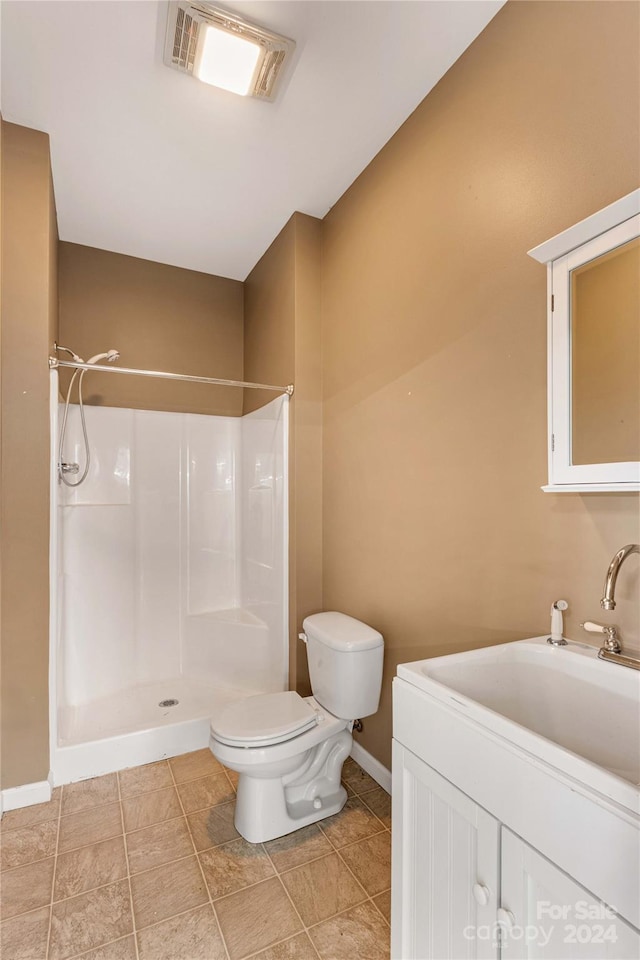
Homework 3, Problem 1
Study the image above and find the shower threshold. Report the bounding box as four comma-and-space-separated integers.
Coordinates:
53, 676, 250, 786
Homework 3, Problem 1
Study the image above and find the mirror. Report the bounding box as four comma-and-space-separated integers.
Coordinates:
571, 237, 640, 465
528, 190, 640, 491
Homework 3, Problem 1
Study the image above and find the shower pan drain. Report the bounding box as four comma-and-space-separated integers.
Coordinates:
159, 698, 179, 708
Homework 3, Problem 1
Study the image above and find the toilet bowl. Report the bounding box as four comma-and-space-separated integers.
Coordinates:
210, 612, 384, 843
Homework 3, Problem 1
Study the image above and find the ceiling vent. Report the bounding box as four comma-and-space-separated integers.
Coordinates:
164, 1, 295, 102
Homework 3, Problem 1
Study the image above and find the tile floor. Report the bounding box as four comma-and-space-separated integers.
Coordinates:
1, 752, 391, 960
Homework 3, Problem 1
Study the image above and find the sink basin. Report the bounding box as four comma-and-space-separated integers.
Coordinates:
397, 636, 640, 811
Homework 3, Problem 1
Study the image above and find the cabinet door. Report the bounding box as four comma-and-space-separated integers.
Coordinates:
392, 740, 499, 960
500, 828, 640, 959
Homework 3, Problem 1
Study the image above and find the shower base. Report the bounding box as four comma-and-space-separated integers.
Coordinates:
53, 676, 249, 786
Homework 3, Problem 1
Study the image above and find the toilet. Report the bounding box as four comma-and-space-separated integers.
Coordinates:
209, 611, 384, 843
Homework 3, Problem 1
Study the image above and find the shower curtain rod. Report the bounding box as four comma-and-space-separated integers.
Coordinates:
49, 358, 294, 396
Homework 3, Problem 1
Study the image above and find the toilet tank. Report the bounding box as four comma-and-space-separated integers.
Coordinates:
303, 612, 384, 720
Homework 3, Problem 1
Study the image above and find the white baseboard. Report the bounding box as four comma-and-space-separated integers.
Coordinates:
350, 740, 392, 794
1, 779, 52, 814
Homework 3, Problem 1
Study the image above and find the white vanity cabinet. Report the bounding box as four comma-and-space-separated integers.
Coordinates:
392, 742, 499, 960
500, 830, 640, 960
391, 672, 640, 960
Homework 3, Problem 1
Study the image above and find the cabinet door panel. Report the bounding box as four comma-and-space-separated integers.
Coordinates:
500, 828, 640, 960
392, 741, 499, 960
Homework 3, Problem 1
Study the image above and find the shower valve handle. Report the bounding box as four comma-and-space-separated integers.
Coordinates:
60, 462, 80, 475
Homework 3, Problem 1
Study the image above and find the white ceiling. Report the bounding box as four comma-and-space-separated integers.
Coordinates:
1, 0, 504, 280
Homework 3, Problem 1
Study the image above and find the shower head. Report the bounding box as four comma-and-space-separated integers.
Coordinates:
86, 350, 120, 365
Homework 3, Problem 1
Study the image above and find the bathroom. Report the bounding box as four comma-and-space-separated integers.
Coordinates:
1, 1, 639, 959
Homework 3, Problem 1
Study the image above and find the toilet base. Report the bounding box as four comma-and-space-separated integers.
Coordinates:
235, 779, 348, 843
232, 729, 352, 843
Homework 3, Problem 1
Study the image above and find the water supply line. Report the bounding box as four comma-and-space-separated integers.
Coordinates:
55, 343, 120, 487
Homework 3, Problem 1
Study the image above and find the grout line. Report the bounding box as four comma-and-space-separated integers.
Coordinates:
52, 828, 123, 859
303, 893, 388, 934
260, 845, 323, 960
56, 778, 233, 825
57, 799, 121, 824
271, 827, 389, 880
241, 931, 313, 960
370, 892, 391, 928
0, 812, 61, 835
116, 771, 140, 960
44, 781, 63, 960
358, 793, 390, 823
1, 850, 57, 875
133, 899, 228, 937
123, 811, 187, 840
3, 878, 119, 923
206, 870, 284, 905
168, 754, 232, 960
67, 932, 134, 960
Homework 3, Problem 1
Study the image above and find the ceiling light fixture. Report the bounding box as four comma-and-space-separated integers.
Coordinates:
164, 2, 296, 102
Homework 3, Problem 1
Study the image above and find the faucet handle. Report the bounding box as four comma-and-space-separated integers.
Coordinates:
581, 621, 621, 652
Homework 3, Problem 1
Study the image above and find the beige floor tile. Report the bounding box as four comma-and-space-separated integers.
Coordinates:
280, 852, 366, 927
54, 836, 127, 901
360, 787, 391, 829
264, 824, 332, 874
215, 878, 302, 960
0, 789, 61, 832
0, 905, 50, 960
176, 774, 234, 815
137, 904, 226, 960
319, 798, 385, 848
58, 802, 122, 854
118, 761, 173, 799
49, 879, 132, 960
372, 890, 391, 925
1, 858, 55, 920
252, 932, 318, 960
339, 831, 391, 896
126, 817, 193, 875
169, 750, 223, 784
130, 854, 208, 930
199, 838, 274, 899
122, 787, 181, 833
61, 775, 119, 817
187, 802, 239, 852
0, 818, 58, 871
73, 934, 138, 960
341, 759, 378, 796
308, 901, 390, 960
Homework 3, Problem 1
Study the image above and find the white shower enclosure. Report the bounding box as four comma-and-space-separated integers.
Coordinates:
49, 372, 288, 784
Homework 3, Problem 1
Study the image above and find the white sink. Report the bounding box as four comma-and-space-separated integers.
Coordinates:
397, 636, 640, 813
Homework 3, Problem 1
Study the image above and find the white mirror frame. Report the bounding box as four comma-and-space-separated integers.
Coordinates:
529, 190, 640, 493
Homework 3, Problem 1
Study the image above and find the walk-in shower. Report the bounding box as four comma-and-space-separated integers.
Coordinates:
49, 354, 291, 784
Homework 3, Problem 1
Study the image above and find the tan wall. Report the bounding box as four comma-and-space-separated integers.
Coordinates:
1, 122, 58, 789
58, 243, 243, 416
321, 1, 640, 768
244, 214, 323, 693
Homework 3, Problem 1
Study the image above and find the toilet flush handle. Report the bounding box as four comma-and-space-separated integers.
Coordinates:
299, 632, 308, 644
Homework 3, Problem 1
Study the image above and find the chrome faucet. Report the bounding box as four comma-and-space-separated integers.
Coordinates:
601, 543, 639, 610
581, 543, 640, 671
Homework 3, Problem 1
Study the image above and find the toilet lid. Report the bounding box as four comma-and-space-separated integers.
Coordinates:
211, 691, 319, 747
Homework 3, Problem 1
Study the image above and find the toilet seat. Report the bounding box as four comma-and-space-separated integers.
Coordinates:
211, 691, 319, 748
